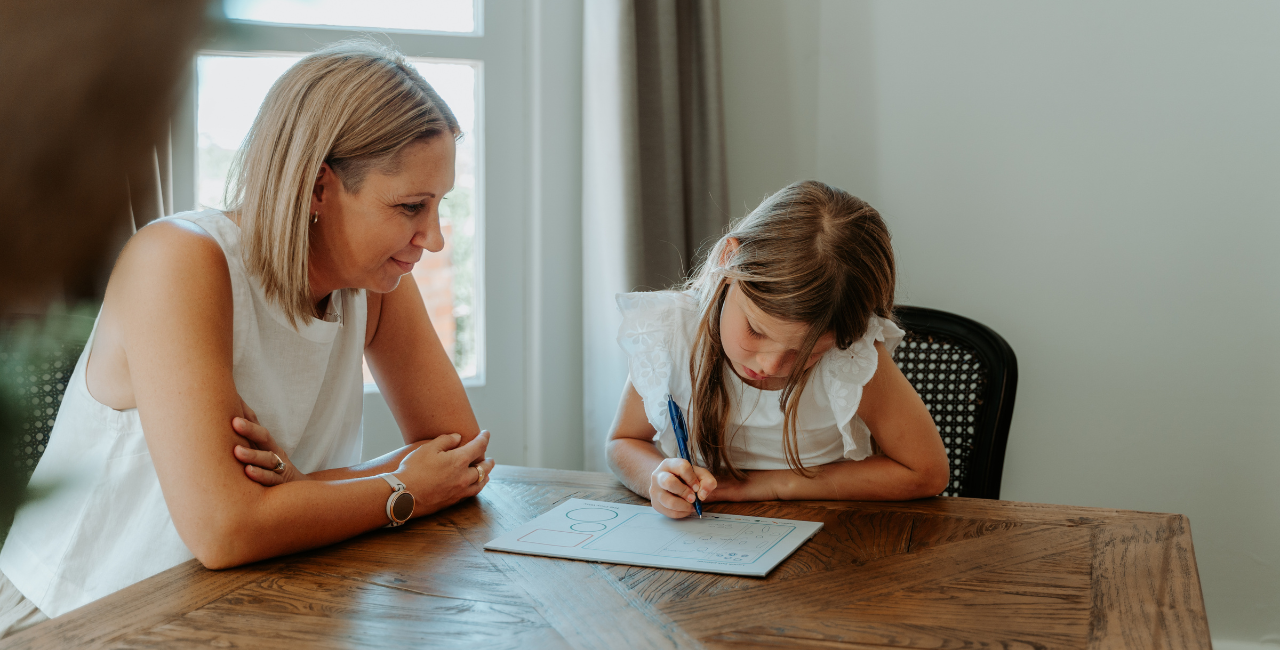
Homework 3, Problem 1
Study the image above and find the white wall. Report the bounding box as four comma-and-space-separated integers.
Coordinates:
722, 0, 1280, 643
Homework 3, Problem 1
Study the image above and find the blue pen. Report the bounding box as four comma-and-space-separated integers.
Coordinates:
665, 394, 703, 518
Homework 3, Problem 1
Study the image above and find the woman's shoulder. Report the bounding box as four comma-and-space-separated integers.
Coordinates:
109, 212, 235, 312
123, 217, 223, 274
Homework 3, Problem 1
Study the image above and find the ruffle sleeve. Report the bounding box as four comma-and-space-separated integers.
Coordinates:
616, 291, 701, 440
819, 315, 907, 461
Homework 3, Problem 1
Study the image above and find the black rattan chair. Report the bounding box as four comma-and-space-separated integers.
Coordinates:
1, 320, 91, 481
891, 306, 1017, 499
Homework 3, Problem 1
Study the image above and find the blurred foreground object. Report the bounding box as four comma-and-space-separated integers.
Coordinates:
0, 0, 209, 533
0, 0, 209, 307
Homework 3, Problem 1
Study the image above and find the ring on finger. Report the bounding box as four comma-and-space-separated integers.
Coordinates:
474, 465, 485, 485
271, 453, 285, 474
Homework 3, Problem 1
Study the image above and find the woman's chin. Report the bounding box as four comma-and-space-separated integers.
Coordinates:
361, 273, 404, 294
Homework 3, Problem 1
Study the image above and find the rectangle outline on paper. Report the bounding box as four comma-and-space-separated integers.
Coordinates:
518, 528, 593, 547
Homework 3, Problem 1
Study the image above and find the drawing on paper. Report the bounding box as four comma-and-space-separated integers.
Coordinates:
582, 513, 794, 564
518, 529, 593, 547
565, 508, 619, 522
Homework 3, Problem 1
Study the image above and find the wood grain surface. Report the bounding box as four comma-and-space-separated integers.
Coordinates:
2, 465, 1210, 649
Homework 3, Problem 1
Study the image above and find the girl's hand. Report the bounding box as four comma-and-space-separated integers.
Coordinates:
232, 400, 308, 486
395, 430, 497, 518
649, 458, 717, 519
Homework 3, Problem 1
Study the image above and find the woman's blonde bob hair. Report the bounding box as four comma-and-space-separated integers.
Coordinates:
227, 39, 460, 327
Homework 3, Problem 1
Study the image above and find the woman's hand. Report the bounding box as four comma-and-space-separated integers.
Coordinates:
395, 430, 497, 517
649, 458, 717, 519
232, 400, 308, 486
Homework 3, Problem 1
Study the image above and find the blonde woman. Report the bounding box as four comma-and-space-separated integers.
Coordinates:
0, 41, 494, 632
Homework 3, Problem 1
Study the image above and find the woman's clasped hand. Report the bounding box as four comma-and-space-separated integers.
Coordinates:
233, 411, 496, 517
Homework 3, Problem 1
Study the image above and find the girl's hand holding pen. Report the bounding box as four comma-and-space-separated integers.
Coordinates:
649, 458, 717, 518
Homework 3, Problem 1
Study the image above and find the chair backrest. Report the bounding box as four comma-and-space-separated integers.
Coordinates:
891, 306, 1018, 499
1, 323, 90, 481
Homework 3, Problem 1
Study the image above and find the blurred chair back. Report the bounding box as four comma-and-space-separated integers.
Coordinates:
2, 317, 92, 480
892, 306, 1018, 499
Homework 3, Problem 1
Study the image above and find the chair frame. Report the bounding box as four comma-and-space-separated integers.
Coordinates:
893, 306, 1018, 500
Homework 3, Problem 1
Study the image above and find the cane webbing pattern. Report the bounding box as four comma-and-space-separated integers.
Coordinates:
2, 341, 84, 480
893, 332, 988, 497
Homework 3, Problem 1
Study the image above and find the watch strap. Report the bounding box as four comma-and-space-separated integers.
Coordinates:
379, 473, 410, 528
379, 473, 407, 493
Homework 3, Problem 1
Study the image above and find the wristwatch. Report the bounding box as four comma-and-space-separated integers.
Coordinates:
379, 473, 415, 528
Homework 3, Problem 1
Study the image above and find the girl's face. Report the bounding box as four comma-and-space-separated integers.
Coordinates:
719, 280, 836, 391
309, 135, 456, 298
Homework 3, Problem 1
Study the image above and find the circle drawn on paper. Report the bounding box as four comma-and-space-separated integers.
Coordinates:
571, 522, 607, 532
566, 508, 619, 523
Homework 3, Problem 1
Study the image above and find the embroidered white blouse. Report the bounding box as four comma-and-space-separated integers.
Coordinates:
616, 290, 905, 470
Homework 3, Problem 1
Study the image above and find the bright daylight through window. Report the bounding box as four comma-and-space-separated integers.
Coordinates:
222, 0, 476, 33
197, 54, 480, 381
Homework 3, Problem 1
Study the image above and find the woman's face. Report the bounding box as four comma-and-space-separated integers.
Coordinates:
309, 135, 456, 297
719, 280, 836, 391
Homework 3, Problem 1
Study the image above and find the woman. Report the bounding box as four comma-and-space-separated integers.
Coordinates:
0, 40, 494, 633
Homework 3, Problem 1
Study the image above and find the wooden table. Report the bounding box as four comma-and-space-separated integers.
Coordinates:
5, 466, 1211, 649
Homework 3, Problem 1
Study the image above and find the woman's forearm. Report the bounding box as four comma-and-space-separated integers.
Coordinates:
197, 475, 392, 569
728, 456, 945, 503
307, 444, 417, 482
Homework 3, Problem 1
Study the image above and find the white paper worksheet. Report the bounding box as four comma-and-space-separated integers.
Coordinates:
483, 498, 823, 577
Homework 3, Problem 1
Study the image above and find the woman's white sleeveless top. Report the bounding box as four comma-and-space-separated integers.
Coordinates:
617, 290, 904, 470
0, 209, 366, 618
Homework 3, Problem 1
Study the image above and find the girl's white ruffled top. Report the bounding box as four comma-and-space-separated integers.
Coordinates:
616, 290, 905, 470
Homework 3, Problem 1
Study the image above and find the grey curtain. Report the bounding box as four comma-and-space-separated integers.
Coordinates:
582, 0, 729, 470
127, 127, 175, 231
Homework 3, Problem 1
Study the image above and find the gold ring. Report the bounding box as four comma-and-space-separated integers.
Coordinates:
272, 453, 285, 474
475, 465, 485, 484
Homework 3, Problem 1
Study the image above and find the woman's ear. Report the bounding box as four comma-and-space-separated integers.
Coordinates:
311, 162, 336, 211
718, 237, 740, 266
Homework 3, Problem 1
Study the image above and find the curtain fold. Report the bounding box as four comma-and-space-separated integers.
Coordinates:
127, 126, 175, 232
582, 0, 729, 470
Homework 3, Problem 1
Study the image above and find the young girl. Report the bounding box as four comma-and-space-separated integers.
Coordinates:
607, 180, 950, 518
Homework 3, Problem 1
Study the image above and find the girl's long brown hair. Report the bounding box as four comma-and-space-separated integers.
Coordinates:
685, 181, 896, 479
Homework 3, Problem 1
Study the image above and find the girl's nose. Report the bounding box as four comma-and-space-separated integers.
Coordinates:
759, 352, 789, 377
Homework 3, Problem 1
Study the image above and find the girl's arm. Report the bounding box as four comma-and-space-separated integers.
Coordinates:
606, 380, 716, 518
111, 223, 493, 570
712, 342, 950, 502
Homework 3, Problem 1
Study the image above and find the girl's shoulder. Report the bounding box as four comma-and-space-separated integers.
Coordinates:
818, 315, 906, 383
615, 290, 702, 348
616, 289, 700, 319
615, 290, 702, 434
815, 314, 907, 411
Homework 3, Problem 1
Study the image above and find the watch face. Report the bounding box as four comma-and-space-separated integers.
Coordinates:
391, 491, 415, 522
